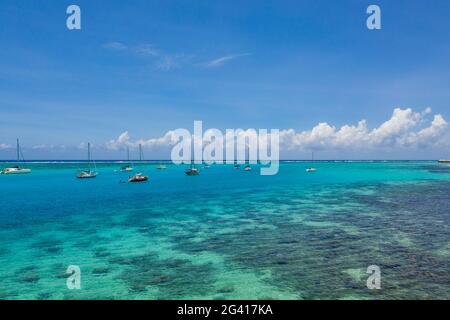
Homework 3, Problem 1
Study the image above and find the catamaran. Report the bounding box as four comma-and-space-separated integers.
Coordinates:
76, 142, 98, 179
438, 159, 450, 163
306, 152, 317, 172
1, 139, 32, 174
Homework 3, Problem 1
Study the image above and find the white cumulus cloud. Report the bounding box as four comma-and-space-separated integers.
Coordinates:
104, 107, 449, 155
106, 131, 180, 150
278, 107, 448, 151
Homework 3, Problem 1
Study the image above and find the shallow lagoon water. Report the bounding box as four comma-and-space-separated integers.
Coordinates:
0, 161, 449, 299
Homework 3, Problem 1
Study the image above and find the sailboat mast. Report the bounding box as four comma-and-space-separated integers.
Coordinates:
127, 146, 130, 161
139, 144, 142, 161
88, 142, 91, 162
246, 142, 249, 164
191, 140, 194, 168
16, 138, 20, 162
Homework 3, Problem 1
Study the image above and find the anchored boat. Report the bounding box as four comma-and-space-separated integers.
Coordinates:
244, 145, 251, 171
157, 161, 167, 170
185, 143, 200, 176
306, 152, 317, 172
128, 173, 148, 182
185, 167, 200, 176
76, 170, 98, 179
76, 142, 98, 179
120, 147, 134, 172
1, 139, 32, 175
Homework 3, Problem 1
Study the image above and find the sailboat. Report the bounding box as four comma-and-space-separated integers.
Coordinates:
128, 144, 148, 182
244, 144, 252, 171
185, 144, 200, 176
120, 147, 133, 172
128, 173, 148, 182
1, 139, 32, 174
76, 142, 98, 179
306, 152, 317, 172
185, 163, 200, 176
157, 159, 167, 170
157, 164, 167, 170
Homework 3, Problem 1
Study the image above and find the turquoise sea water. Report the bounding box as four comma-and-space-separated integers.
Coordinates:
0, 161, 449, 300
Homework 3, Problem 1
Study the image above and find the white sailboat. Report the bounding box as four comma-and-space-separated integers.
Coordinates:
128, 143, 148, 182
185, 143, 200, 176
129, 173, 148, 182
120, 147, 133, 172
157, 164, 167, 170
1, 139, 32, 174
76, 142, 98, 179
244, 143, 252, 171
157, 158, 167, 170
306, 152, 317, 172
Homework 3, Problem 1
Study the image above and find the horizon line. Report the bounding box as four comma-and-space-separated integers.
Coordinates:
0, 159, 446, 162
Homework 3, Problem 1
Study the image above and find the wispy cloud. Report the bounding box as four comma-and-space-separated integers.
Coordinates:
133, 44, 159, 57
0, 143, 12, 150
103, 42, 185, 71
103, 42, 158, 56
103, 42, 251, 71
156, 55, 178, 71
156, 54, 193, 71
203, 53, 251, 67
103, 41, 128, 51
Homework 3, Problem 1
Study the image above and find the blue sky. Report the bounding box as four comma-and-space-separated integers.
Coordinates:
0, 0, 449, 159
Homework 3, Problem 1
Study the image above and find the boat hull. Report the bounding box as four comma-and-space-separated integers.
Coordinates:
129, 176, 148, 182
76, 171, 98, 179
1, 168, 32, 174
185, 169, 200, 176
76, 174, 97, 179
129, 178, 148, 182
